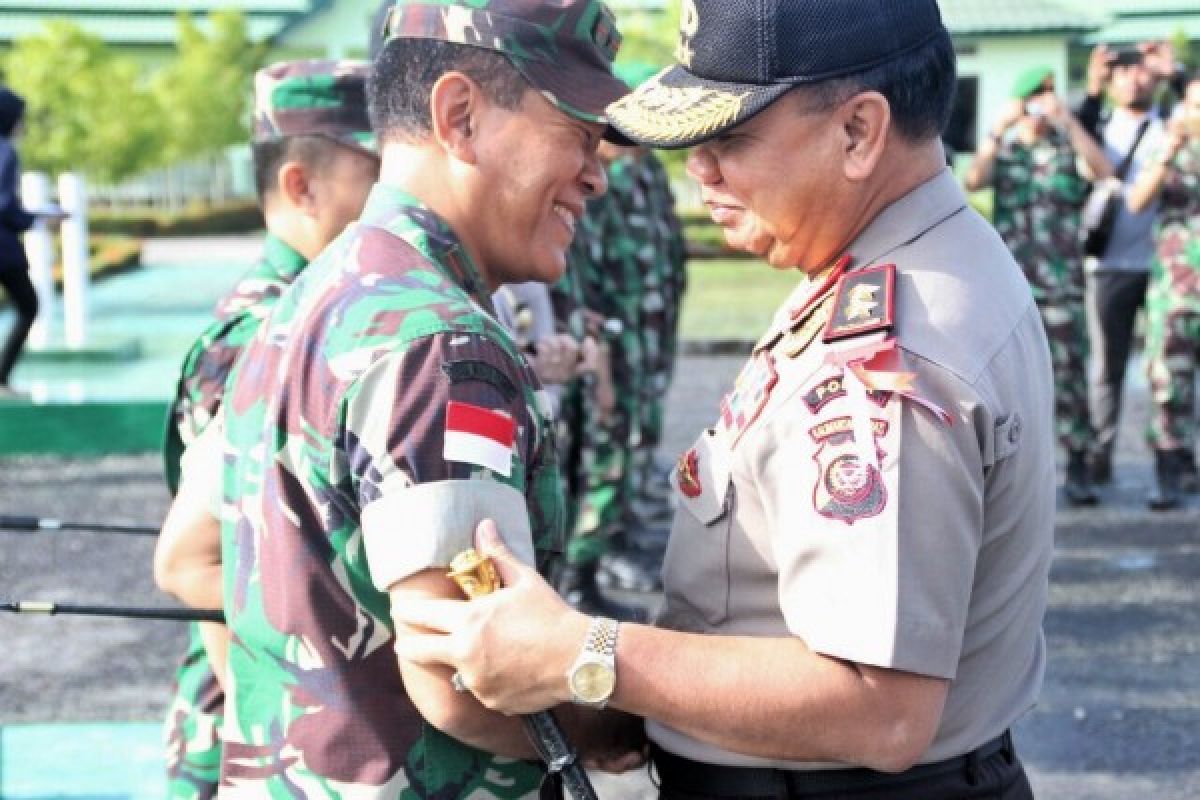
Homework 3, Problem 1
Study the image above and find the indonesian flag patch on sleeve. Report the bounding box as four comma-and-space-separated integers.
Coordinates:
443, 400, 517, 477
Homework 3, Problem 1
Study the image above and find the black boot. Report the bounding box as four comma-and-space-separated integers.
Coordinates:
1178, 449, 1199, 494
1064, 450, 1099, 507
1147, 449, 1181, 512
558, 562, 648, 622
1089, 449, 1113, 485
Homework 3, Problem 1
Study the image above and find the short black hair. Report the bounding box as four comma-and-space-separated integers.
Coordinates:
368, 38, 529, 142
251, 135, 341, 203
806, 32, 957, 142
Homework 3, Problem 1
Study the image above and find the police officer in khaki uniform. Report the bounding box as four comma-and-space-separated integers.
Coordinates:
394, 2, 1053, 797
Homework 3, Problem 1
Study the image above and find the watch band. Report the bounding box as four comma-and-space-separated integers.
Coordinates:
585, 616, 618, 659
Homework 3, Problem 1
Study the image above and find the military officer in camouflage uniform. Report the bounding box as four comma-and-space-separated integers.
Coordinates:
154, 59, 378, 800
397, 2, 1052, 797
207, 1, 637, 795
965, 65, 1112, 506
1128, 72, 1200, 509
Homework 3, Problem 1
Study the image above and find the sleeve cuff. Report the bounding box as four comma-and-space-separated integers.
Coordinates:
360, 479, 536, 593
178, 419, 224, 518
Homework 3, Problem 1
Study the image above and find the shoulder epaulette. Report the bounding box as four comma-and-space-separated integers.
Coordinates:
822, 263, 896, 344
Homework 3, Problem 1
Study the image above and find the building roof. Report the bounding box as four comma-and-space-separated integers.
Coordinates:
940, 0, 1103, 35
0, 0, 324, 47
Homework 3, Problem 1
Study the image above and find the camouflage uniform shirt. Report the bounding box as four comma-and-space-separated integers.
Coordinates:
164, 234, 309, 493
161, 233, 308, 800
219, 184, 564, 797
1149, 139, 1200, 314
991, 127, 1089, 303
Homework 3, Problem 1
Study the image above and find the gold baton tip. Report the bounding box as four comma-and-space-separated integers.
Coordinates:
448, 548, 500, 599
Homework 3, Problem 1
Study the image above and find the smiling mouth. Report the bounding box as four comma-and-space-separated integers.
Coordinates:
552, 203, 578, 236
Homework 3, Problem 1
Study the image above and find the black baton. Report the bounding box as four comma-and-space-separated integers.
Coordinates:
2, 599, 223, 622
0, 514, 159, 536
447, 550, 599, 800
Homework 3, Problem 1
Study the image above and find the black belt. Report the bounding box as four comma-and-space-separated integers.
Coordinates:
651, 730, 1016, 798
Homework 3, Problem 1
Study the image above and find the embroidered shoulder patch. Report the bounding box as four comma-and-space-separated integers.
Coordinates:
718, 351, 778, 445
823, 264, 896, 343
809, 416, 889, 524
441, 360, 518, 403
803, 371, 893, 415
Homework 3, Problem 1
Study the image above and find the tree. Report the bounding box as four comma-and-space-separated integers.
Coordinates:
3, 22, 163, 183
152, 11, 266, 164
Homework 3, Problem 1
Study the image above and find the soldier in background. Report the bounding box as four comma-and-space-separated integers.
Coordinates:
154, 59, 378, 800
965, 66, 1111, 505
1127, 72, 1200, 510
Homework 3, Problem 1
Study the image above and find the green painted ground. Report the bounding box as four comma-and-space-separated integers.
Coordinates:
0, 723, 164, 799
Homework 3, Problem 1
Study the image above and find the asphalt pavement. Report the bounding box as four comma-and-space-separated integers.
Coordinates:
1, 350, 1197, 797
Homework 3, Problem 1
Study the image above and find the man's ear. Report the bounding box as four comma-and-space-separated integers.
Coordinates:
276, 160, 316, 216
429, 71, 482, 165
837, 91, 890, 182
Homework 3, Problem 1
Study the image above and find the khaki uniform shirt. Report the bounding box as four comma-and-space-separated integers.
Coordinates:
649, 170, 1055, 768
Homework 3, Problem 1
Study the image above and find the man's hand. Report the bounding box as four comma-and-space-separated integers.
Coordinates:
530, 334, 582, 385
394, 520, 591, 715
1140, 40, 1176, 80
1087, 44, 1114, 96
994, 98, 1025, 137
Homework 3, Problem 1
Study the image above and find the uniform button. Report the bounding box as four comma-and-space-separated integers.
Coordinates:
1009, 415, 1022, 444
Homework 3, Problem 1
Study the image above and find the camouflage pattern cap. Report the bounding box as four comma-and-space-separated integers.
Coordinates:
253, 59, 376, 154
381, 0, 629, 137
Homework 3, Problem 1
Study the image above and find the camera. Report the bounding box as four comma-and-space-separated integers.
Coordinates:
1111, 48, 1143, 68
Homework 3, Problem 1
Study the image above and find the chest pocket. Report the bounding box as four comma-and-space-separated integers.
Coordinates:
662, 428, 735, 628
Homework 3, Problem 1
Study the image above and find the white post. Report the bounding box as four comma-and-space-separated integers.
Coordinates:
58, 172, 89, 349
19, 171, 55, 349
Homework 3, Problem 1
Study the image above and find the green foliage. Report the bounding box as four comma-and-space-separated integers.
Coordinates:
152, 11, 267, 163
3, 22, 163, 183
613, 7, 678, 69
3, 12, 263, 183
1170, 28, 1195, 71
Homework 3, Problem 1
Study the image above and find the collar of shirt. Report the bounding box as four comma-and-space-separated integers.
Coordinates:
358, 182, 491, 309
846, 168, 968, 268
260, 232, 309, 282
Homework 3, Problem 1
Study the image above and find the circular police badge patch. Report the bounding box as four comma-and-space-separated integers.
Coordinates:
809, 416, 888, 524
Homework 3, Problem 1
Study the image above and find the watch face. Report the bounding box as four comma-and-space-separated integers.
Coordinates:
570, 661, 616, 703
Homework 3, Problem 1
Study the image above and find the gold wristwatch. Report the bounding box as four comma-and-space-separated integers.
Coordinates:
565, 616, 618, 708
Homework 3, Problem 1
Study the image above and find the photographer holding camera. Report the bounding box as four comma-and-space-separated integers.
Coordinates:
1077, 43, 1180, 486
965, 66, 1111, 505
1127, 72, 1200, 509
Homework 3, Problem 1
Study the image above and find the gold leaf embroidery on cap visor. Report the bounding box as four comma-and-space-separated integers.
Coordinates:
610, 82, 749, 144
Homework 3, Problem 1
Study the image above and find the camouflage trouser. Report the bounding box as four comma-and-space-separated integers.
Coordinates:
1145, 307, 1200, 451
569, 322, 643, 565
1037, 294, 1092, 455
164, 624, 223, 800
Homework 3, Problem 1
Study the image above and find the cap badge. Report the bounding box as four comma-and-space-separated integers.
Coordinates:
677, 0, 699, 67
611, 82, 748, 145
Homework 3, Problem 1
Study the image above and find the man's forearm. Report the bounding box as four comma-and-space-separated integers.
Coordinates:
610, 625, 946, 772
